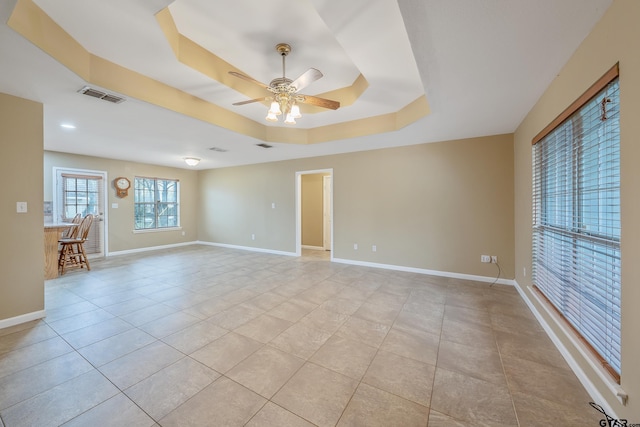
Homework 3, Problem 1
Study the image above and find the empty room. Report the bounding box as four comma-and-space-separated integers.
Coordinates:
1, 0, 639, 425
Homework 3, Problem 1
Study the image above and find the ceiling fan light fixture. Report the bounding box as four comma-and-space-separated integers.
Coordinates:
284, 113, 296, 125
290, 103, 302, 119
268, 101, 282, 116
184, 157, 200, 166
230, 43, 339, 126
265, 111, 278, 122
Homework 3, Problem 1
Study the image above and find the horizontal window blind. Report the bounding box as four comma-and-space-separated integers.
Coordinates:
532, 70, 621, 380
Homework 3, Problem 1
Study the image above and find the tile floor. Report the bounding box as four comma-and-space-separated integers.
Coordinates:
0, 246, 603, 426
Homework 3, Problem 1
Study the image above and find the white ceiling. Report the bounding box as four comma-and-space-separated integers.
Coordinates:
0, 0, 611, 169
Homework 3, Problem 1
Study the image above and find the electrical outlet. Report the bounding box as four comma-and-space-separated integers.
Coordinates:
481, 255, 490, 263
372, 245, 377, 252
353, 243, 358, 250
251, 234, 255, 240
491, 256, 498, 263
523, 267, 527, 277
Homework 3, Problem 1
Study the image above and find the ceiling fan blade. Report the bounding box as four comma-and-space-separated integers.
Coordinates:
299, 95, 340, 110
232, 97, 268, 106
291, 68, 323, 92
228, 71, 270, 89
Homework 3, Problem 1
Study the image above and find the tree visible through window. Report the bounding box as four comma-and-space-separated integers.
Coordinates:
134, 177, 179, 230
532, 65, 621, 380
62, 175, 100, 220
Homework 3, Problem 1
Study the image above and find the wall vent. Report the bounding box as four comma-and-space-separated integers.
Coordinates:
78, 86, 125, 104
256, 143, 273, 149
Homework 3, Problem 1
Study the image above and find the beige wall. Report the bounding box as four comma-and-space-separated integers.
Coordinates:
301, 174, 327, 248
44, 151, 199, 253
514, 0, 639, 418
198, 134, 514, 278
0, 93, 44, 322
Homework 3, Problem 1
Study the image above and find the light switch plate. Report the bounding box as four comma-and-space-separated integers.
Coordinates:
16, 202, 27, 213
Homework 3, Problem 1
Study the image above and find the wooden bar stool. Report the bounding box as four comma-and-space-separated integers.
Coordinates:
58, 214, 94, 275
60, 213, 82, 239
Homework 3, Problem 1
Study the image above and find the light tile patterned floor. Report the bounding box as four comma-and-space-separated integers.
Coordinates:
0, 246, 603, 426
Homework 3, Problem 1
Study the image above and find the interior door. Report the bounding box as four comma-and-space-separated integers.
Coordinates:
56, 170, 105, 258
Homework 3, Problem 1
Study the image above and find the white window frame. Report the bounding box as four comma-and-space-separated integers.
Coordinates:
133, 176, 181, 232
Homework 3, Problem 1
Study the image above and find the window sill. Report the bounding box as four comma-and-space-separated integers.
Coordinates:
132, 227, 182, 234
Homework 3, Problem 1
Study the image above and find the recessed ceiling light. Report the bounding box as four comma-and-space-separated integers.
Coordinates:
60, 123, 76, 129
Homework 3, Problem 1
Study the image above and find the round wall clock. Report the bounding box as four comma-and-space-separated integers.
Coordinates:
114, 176, 131, 198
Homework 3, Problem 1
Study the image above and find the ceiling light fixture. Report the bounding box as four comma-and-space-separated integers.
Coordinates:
264, 44, 301, 125
183, 157, 200, 166
265, 90, 302, 123
230, 43, 340, 126
60, 123, 76, 129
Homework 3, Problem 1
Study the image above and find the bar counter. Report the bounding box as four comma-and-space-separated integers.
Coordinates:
44, 222, 74, 280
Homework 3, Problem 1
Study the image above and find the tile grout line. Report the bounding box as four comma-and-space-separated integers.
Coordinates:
333, 288, 411, 426
51, 320, 168, 425
425, 284, 448, 423
488, 286, 522, 427
0, 318, 158, 425
50, 276, 267, 426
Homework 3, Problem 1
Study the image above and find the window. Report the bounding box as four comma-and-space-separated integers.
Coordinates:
532, 65, 620, 380
62, 174, 100, 220
134, 177, 179, 230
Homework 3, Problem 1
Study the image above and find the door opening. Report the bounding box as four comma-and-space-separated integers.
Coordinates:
296, 169, 333, 259
53, 168, 107, 258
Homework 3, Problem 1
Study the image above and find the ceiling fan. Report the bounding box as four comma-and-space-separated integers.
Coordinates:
229, 43, 340, 124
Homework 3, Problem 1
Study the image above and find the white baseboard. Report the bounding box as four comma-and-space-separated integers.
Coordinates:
332, 257, 516, 286
0, 310, 47, 330
107, 241, 197, 257
115, 240, 509, 285
109, 241, 511, 285
301, 245, 326, 251
198, 241, 297, 257
514, 282, 625, 418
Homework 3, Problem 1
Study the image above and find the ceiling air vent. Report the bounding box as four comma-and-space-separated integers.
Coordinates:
256, 143, 273, 149
78, 86, 125, 104
209, 147, 228, 152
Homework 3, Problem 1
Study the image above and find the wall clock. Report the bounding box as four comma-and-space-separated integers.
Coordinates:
114, 177, 130, 198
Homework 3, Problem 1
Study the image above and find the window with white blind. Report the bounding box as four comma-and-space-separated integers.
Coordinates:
532, 64, 621, 381
134, 177, 180, 230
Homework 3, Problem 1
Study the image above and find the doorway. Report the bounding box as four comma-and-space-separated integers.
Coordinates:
53, 167, 107, 258
296, 169, 333, 259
